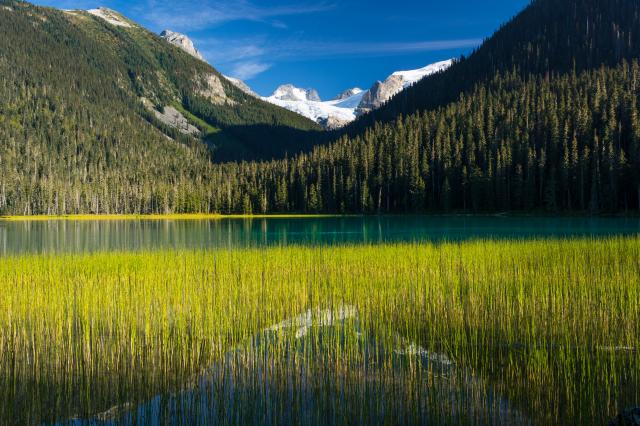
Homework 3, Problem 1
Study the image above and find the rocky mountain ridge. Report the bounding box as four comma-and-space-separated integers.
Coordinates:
159, 30, 204, 61
334, 88, 363, 100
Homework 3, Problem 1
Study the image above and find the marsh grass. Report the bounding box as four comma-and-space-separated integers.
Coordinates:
0, 238, 638, 424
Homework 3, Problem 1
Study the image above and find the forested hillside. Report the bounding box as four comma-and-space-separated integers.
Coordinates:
347, 0, 640, 132
0, 0, 321, 159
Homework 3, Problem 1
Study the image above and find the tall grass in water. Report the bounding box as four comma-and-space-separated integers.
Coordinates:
0, 238, 637, 424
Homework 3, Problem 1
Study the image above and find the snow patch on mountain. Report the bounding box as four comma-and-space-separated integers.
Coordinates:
391, 60, 453, 85
331, 90, 366, 109
263, 86, 370, 129
87, 7, 131, 27
264, 96, 357, 129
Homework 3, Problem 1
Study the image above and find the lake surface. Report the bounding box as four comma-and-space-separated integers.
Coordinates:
1, 215, 639, 255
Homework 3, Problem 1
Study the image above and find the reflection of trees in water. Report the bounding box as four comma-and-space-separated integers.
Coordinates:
2, 216, 640, 255
77, 307, 528, 425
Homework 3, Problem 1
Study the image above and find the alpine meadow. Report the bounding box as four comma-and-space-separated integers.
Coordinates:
0, 0, 639, 425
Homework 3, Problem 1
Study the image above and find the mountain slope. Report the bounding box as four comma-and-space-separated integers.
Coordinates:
347, 0, 640, 132
159, 29, 260, 98
6, 1, 322, 162
356, 60, 452, 115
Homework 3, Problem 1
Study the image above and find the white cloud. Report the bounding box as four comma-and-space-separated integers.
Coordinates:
266, 38, 483, 58
195, 37, 266, 64
140, 0, 334, 31
198, 37, 482, 67
271, 20, 288, 29
230, 61, 272, 80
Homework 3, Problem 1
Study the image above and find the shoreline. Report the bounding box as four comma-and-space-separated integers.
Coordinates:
1, 212, 638, 222
0, 214, 349, 222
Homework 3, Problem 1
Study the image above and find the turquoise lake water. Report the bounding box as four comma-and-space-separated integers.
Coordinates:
1, 215, 639, 255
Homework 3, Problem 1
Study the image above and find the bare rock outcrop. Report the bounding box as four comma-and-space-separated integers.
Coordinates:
160, 30, 204, 61
142, 98, 199, 136
356, 75, 405, 115
194, 74, 234, 105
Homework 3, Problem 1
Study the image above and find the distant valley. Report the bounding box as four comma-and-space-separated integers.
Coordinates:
159, 29, 452, 129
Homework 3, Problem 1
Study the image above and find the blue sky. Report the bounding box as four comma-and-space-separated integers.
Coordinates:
32, 0, 530, 99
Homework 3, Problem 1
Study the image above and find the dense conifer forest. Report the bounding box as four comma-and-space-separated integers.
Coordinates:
1, 0, 640, 215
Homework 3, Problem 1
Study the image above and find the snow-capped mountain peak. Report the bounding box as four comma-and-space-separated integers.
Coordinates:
160, 30, 204, 61
261, 59, 453, 129
357, 59, 453, 114
272, 85, 321, 102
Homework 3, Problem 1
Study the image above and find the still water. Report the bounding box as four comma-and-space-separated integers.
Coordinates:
0, 215, 639, 255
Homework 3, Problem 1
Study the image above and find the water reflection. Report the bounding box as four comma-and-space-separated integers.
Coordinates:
1, 216, 639, 255
60, 307, 530, 426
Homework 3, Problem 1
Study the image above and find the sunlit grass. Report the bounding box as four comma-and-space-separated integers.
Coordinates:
0, 238, 637, 424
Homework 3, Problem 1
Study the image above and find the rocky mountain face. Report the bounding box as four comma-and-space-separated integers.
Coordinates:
158, 29, 260, 98
357, 76, 405, 113
160, 30, 204, 61
334, 88, 363, 101
356, 60, 453, 115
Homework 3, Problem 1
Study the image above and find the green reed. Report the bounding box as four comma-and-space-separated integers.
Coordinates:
0, 238, 638, 424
